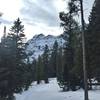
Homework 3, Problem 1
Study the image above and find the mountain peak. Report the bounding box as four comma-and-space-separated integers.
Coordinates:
26, 33, 65, 63
33, 34, 45, 39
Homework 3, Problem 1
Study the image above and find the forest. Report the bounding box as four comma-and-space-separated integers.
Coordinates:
0, 0, 100, 100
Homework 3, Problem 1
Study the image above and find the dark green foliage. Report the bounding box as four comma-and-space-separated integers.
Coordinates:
31, 59, 37, 81
35, 55, 43, 84
0, 18, 32, 99
86, 0, 100, 82
56, 47, 63, 83
34, 45, 50, 84
49, 41, 58, 77
42, 45, 49, 83
58, 0, 83, 91
8, 18, 27, 93
58, 0, 100, 91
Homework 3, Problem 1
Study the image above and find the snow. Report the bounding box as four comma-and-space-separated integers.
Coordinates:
15, 78, 100, 100
25, 34, 65, 62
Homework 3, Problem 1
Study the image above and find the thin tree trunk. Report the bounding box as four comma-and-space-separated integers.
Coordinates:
80, 0, 89, 100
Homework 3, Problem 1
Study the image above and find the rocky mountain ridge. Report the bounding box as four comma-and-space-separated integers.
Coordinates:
25, 33, 65, 62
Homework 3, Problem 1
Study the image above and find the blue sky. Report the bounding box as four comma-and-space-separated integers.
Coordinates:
0, 0, 94, 40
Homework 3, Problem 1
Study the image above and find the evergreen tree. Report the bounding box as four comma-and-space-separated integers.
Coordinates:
35, 55, 43, 84
0, 18, 31, 99
86, 0, 100, 83
58, 0, 82, 91
32, 59, 37, 81
42, 45, 49, 83
57, 47, 63, 80
49, 41, 58, 77
8, 18, 27, 94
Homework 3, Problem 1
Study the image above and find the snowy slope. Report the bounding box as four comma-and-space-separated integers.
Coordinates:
15, 78, 100, 100
25, 34, 65, 62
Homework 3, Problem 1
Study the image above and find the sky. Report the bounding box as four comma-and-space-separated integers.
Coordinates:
0, 0, 94, 40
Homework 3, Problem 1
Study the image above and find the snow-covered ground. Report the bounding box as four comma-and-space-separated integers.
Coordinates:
15, 78, 100, 100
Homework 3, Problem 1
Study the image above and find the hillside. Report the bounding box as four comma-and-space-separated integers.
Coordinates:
25, 34, 65, 62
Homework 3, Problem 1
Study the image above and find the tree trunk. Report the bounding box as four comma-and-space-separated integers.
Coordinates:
37, 80, 40, 84
45, 78, 49, 84
7, 92, 15, 100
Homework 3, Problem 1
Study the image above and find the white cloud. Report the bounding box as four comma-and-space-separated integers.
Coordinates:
0, 0, 95, 40
24, 22, 63, 40
20, 0, 67, 39
0, 0, 66, 40
54, 0, 67, 12
21, 0, 59, 27
83, 0, 95, 22
0, 0, 22, 20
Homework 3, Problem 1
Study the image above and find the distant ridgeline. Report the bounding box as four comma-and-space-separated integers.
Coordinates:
25, 33, 65, 63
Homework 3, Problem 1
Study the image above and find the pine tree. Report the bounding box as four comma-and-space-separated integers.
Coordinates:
57, 47, 64, 87
86, 0, 100, 82
8, 18, 27, 93
49, 41, 58, 77
32, 59, 37, 81
35, 55, 43, 84
58, 0, 82, 91
0, 18, 31, 99
42, 45, 49, 83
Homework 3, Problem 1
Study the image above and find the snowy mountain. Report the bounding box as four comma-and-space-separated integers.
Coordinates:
25, 34, 65, 62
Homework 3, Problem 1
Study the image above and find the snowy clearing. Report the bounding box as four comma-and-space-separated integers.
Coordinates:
15, 78, 100, 100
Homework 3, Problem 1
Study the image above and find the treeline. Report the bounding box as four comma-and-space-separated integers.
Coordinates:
31, 41, 59, 84
32, 35, 82, 91
33, 0, 82, 91
0, 0, 100, 99
33, 0, 100, 91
